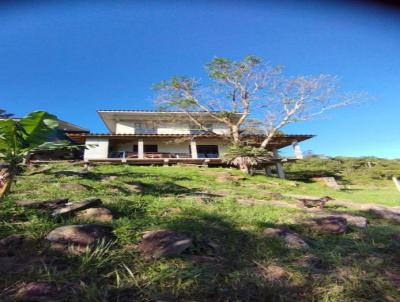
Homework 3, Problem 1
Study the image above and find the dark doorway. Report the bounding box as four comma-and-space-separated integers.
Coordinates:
197, 145, 219, 158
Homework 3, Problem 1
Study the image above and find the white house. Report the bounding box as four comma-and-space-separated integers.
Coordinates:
68, 110, 313, 177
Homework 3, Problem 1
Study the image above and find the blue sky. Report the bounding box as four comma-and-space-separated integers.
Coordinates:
1, 0, 399, 158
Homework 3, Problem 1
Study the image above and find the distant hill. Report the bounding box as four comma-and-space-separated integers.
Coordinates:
285, 156, 400, 184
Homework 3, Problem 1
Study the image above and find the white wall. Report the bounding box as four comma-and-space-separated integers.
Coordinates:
158, 141, 190, 153
115, 120, 230, 135
212, 123, 230, 135
115, 121, 135, 134
84, 138, 109, 160
157, 122, 190, 134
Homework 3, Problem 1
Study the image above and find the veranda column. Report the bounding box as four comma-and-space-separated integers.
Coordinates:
138, 139, 144, 159
273, 149, 285, 179
292, 140, 303, 159
190, 140, 198, 159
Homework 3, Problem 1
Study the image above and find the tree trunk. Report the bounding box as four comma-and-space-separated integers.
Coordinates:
231, 125, 241, 146
0, 167, 13, 199
237, 158, 251, 174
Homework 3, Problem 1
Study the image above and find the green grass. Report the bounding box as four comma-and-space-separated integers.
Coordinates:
1, 163, 399, 301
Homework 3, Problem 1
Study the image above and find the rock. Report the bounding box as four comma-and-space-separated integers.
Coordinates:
263, 228, 284, 237
262, 228, 309, 249
330, 213, 368, 228
15, 198, 69, 209
124, 182, 144, 193
51, 198, 102, 216
283, 232, 310, 249
369, 208, 400, 222
76, 207, 114, 222
312, 216, 348, 234
45, 224, 113, 247
101, 175, 118, 182
14, 282, 58, 301
137, 230, 192, 259
59, 183, 89, 191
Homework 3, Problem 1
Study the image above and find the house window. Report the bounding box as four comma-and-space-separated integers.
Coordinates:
134, 122, 157, 134
190, 123, 213, 134
196, 145, 219, 158
133, 144, 158, 153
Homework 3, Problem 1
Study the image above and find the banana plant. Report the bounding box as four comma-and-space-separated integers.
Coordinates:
0, 111, 76, 198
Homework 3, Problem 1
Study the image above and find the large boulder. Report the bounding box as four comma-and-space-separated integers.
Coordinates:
311, 216, 348, 234
45, 224, 113, 247
51, 198, 102, 217
76, 207, 114, 222
137, 230, 192, 259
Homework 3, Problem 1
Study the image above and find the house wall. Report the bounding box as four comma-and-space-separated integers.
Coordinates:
84, 138, 109, 160
114, 121, 230, 135
115, 121, 135, 134
112, 139, 229, 157
157, 122, 190, 134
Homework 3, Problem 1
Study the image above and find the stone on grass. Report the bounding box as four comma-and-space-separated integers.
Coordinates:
51, 198, 102, 216
263, 228, 309, 249
76, 207, 114, 222
263, 228, 284, 237
369, 208, 400, 222
331, 214, 367, 228
137, 230, 192, 259
101, 175, 118, 182
15, 198, 69, 209
312, 216, 348, 234
283, 232, 310, 249
124, 182, 144, 193
45, 224, 113, 247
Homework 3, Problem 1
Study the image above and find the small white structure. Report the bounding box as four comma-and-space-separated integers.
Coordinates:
68, 110, 313, 177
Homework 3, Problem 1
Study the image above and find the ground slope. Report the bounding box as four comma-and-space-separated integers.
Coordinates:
0, 164, 399, 301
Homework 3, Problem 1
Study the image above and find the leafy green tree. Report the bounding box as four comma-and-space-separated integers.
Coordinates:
0, 111, 74, 198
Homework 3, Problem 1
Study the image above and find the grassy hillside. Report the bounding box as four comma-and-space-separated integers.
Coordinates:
1, 163, 399, 301
285, 156, 400, 206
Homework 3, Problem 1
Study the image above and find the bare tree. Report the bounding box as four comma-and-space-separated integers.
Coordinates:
155, 55, 363, 152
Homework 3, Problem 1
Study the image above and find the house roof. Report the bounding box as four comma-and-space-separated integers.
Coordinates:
97, 110, 244, 133
67, 133, 314, 149
57, 120, 90, 133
